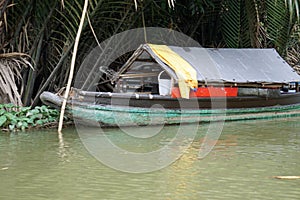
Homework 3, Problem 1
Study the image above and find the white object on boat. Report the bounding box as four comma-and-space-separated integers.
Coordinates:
158, 71, 172, 96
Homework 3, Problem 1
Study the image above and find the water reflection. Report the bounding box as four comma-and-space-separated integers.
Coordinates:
0, 118, 299, 200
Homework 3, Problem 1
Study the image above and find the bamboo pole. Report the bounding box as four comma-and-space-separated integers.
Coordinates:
273, 176, 300, 180
58, 0, 89, 133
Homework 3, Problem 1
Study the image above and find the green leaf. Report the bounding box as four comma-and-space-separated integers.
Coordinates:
20, 107, 31, 113
9, 124, 15, 131
22, 122, 29, 128
20, 117, 30, 123
26, 109, 40, 117
4, 104, 14, 109
0, 109, 5, 115
10, 120, 17, 126
31, 114, 43, 120
36, 119, 44, 125
5, 113, 17, 123
48, 117, 56, 122
17, 121, 23, 128
0, 116, 7, 127
27, 118, 34, 124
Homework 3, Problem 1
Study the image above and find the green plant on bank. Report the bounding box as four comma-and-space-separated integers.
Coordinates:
0, 104, 59, 132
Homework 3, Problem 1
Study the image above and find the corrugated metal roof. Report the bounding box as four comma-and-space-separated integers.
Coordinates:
118, 44, 300, 84
167, 46, 300, 83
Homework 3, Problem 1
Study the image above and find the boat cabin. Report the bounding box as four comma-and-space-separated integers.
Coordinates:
100, 44, 300, 99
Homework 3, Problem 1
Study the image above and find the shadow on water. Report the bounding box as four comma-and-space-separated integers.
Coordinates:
0, 117, 299, 200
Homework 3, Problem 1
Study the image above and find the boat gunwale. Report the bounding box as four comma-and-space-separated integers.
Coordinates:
40, 91, 300, 114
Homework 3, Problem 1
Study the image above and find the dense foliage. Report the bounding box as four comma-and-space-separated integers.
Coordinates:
0, 0, 299, 107
0, 104, 59, 131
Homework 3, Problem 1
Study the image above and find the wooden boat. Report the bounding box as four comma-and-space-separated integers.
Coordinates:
40, 44, 300, 126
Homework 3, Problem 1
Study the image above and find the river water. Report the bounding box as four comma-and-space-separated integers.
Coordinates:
0, 118, 300, 200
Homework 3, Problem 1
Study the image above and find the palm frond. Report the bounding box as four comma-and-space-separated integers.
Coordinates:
285, 22, 300, 69
0, 54, 32, 106
266, 0, 290, 52
285, 0, 300, 21
286, 44, 300, 74
221, 0, 243, 47
244, 0, 262, 47
134, 0, 175, 10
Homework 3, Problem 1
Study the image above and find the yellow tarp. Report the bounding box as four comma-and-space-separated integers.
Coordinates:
148, 44, 198, 98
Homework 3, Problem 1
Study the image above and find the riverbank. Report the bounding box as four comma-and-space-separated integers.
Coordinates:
0, 104, 71, 132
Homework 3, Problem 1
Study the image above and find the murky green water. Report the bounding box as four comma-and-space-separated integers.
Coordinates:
0, 118, 300, 200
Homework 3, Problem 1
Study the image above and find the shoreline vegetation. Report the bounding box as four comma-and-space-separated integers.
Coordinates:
0, 0, 299, 107
0, 104, 72, 132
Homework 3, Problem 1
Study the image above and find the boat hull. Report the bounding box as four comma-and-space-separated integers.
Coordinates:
71, 103, 300, 126
40, 90, 300, 126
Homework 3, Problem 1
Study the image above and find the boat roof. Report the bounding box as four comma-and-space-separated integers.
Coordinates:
116, 44, 300, 85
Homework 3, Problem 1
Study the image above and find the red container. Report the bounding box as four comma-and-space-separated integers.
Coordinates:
172, 87, 238, 98
171, 87, 181, 98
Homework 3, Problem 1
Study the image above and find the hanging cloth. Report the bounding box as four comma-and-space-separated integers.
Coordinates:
148, 44, 198, 98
